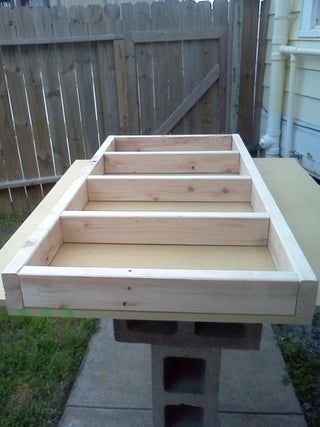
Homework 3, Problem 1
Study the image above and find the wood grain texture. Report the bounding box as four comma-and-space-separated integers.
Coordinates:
60, 211, 269, 246
104, 151, 240, 174
84, 200, 253, 212
20, 266, 298, 316
115, 135, 232, 151
87, 175, 252, 202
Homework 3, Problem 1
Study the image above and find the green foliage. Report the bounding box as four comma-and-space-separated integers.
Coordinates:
0, 309, 96, 427
276, 321, 320, 427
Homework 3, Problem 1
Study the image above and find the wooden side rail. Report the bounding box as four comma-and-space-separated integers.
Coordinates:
19, 266, 298, 315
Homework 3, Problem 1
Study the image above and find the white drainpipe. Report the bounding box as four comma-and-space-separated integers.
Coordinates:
279, 45, 320, 157
282, 52, 297, 158
259, 0, 290, 156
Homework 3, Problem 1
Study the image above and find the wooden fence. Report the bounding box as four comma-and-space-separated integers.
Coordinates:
0, 0, 266, 212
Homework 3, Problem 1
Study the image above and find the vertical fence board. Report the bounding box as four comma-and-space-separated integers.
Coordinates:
103, 4, 121, 135
238, 0, 259, 144
0, 1, 246, 212
0, 8, 38, 180
0, 47, 21, 183
213, 0, 228, 132
87, 4, 106, 142
134, 2, 154, 134
51, 5, 85, 160
198, 1, 218, 134
227, 0, 244, 133
15, 7, 54, 178
120, 2, 140, 134
151, 2, 169, 131
32, 6, 69, 175
69, 5, 99, 156
182, 0, 201, 133
166, 0, 183, 134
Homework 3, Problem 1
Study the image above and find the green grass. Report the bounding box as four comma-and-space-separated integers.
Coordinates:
0, 212, 97, 426
274, 318, 320, 427
0, 311, 96, 427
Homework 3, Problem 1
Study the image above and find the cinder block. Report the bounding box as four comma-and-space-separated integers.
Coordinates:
152, 345, 221, 427
113, 320, 262, 350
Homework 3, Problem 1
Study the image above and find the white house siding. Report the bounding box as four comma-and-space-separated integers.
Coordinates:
261, 0, 320, 178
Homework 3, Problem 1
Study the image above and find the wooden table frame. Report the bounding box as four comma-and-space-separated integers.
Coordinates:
2, 134, 317, 323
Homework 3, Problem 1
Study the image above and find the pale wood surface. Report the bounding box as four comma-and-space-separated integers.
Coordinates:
87, 175, 252, 202
104, 151, 240, 174
84, 201, 253, 212
0, 160, 88, 305
51, 243, 275, 271
1, 157, 319, 315
20, 266, 297, 315
60, 211, 269, 246
114, 135, 232, 151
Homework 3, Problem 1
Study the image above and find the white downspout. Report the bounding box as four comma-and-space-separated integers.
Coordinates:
282, 53, 297, 157
259, 0, 290, 156
279, 45, 320, 157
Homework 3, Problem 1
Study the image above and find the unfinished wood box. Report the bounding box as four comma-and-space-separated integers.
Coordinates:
2, 135, 318, 324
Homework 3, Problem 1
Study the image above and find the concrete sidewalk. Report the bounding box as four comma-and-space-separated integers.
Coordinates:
60, 321, 306, 427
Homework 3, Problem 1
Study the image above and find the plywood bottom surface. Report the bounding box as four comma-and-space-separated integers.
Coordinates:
51, 243, 276, 270
84, 201, 253, 212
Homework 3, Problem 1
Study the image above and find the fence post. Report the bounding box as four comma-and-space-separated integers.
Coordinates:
238, 0, 260, 146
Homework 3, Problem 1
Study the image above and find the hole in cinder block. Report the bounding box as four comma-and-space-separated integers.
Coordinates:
165, 404, 204, 427
195, 322, 246, 339
164, 357, 205, 394
126, 320, 177, 335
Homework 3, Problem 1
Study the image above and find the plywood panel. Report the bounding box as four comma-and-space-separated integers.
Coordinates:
51, 243, 276, 271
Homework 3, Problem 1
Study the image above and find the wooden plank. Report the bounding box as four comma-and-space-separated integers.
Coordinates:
102, 4, 121, 135
128, 28, 224, 43
115, 134, 232, 151
199, 1, 219, 134
15, 7, 54, 179
32, 6, 70, 175
51, 5, 85, 161
87, 174, 252, 202
120, 3, 140, 134
155, 65, 219, 135
52, 242, 274, 271
87, 4, 106, 142
238, 0, 260, 144
134, 2, 154, 134
104, 151, 240, 174
0, 42, 22, 183
2, 137, 115, 310
0, 160, 89, 305
233, 134, 317, 288
0, 34, 123, 46
182, 0, 201, 133
166, 0, 183, 134
60, 211, 269, 246
0, 8, 38, 180
213, 0, 228, 132
19, 266, 298, 316
114, 39, 130, 134
69, 5, 99, 157
227, 0, 244, 132
151, 2, 169, 131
